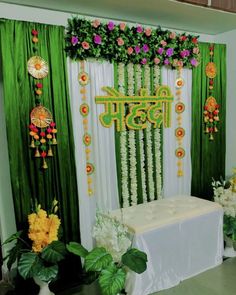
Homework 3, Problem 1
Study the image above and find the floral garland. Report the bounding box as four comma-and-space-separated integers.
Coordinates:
65, 17, 200, 68
153, 65, 162, 198
127, 63, 138, 206
118, 63, 130, 207
144, 65, 155, 201
135, 64, 148, 203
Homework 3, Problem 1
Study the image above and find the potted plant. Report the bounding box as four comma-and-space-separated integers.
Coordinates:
2, 200, 67, 295
212, 178, 236, 257
67, 213, 148, 295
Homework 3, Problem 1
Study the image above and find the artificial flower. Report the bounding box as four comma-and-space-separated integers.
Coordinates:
193, 47, 199, 54
145, 28, 152, 36
142, 44, 149, 52
160, 40, 167, 46
94, 34, 102, 44
164, 58, 170, 65
31, 29, 38, 36
141, 58, 147, 65
127, 47, 134, 55
82, 41, 90, 50
166, 47, 174, 57
117, 37, 124, 46
192, 37, 198, 44
190, 58, 198, 67
136, 25, 143, 33
154, 57, 160, 64
180, 35, 187, 41
71, 36, 78, 45
157, 47, 164, 54
135, 46, 141, 54
92, 19, 100, 28
120, 22, 126, 31
107, 21, 115, 31
36, 83, 43, 88
169, 32, 176, 39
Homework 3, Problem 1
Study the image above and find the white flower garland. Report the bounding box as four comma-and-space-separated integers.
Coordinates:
135, 64, 147, 203
153, 65, 162, 199
144, 64, 155, 201
127, 63, 138, 206
118, 63, 130, 208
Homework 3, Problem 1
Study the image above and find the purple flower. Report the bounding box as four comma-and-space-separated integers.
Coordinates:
164, 58, 170, 65
94, 34, 102, 45
157, 47, 164, 55
190, 58, 198, 67
135, 46, 141, 54
71, 36, 78, 45
142, 44, 149, 53
107, 21, 115, 31
141, 58, 147, 65
180, 49, 190, 58
166, 48, 174, 57
136, 25, 143, 33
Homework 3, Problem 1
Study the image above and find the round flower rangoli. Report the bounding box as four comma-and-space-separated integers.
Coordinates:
86, 163, 95, 175
175, 77, 184, 88
175, 102, 185, 113
175, 147, 185, 159
80, 103, 89, 117
78, 71, 89, 86
27, 56, 48, 79
175, 127, 185, 138
83, 133, 91, 146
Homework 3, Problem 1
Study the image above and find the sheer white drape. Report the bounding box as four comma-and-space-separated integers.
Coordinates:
162, 68, 192, 197
68, 60, 119, 249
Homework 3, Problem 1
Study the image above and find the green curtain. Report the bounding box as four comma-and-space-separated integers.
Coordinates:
191, 42, 226, 199
0, 19, 81, 243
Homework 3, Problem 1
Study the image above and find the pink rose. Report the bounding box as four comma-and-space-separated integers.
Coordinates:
127, 47, 133, 55
145, 28, 152, 37
92, 19, 101, 28
154, 57, 160, 64
82, 41, 90, 50
169, 32, 176, 39
120, 22, 126, 31
160, 40, 167, 47
193, 47, 199, 54
117, 37, 124, 46
177, 60, 184, 67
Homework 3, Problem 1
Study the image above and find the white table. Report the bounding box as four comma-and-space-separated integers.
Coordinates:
109, 196, 223, 295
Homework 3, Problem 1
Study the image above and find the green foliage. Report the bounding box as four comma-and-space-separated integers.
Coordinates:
41, 241, 66, 263
121, 248, 148, 274
224, 215, 236, 241
85, 247, 113, 272
66, 241, 89, 258
99, 264, 126, 295
18, 252, 41, 279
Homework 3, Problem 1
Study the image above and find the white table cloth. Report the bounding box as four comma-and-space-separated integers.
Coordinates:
109, 196, 223, 295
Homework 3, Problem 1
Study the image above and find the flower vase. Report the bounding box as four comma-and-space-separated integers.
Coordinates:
223, 236, 236, 258
33, 277, 54, 295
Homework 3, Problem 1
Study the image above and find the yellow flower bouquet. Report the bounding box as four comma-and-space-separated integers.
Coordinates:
3, 200, 67, 283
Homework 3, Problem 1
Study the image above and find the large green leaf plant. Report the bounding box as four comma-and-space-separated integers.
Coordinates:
67, 214, 148, 295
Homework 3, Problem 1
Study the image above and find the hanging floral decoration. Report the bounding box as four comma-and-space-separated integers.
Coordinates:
65, 17, 200, 68
28, 29, 57, 169
204, 44, 220, 140
175, 67, 185, 177
79, 61, 94, 196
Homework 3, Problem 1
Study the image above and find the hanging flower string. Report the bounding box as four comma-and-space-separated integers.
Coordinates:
79, 61, 94, 196
153, 65, 162, 198
28, 28, 57, 169
204, 44, 220, 140
175, 67, 185, 177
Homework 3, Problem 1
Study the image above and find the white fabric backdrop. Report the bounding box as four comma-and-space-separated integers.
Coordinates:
162, 68, 192, 198
68, 60, 119, 249
68, 62, 192, 248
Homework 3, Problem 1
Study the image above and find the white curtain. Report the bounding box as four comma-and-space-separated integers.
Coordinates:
162, 68, 192, 197
67, 60, 119, 250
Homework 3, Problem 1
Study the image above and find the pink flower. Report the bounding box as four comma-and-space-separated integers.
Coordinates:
142, 44, 149, 53
92, 19, 101, 28
94, 35, 102, 44
117, 37, 124, 46
177, 60, 184, 67
127, 47, 134, 55
145, 28, 152, 37
169, 32, 176, 39
190, 58, 198, 67
157, 47, 164, 55
82, 41, 90, 50
135, 46, 141, 54
120, 22, 126, 31
71, 36, 78, 45
141, 58, 147, 65
107, 21, 115, 31
160, 40, 167, 47
164, 58, 170, 65
136, 25, 143, 33
193, 47, 199, 54
154, 57, 160, 64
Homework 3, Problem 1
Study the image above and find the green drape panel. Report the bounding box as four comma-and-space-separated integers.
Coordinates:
191, 42, 226, 199
0, 19, 81, 243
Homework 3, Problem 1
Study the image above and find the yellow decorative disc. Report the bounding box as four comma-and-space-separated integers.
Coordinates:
205, 62, 216, 79
30, 106, 53, 128
27, 56, 49, 79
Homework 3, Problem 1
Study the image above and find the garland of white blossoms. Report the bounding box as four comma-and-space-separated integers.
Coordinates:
153, 65, 162, 198
144, 64, 155, 201
118, 63, 130, 207
127, 63, 138, 206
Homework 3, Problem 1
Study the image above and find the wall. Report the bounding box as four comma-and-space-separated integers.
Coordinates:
214, 30, 236, 177
0, 2, 218, 254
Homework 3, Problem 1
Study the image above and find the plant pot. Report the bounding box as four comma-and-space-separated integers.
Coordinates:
33, 277, 55, 295
224, 236, 236, 258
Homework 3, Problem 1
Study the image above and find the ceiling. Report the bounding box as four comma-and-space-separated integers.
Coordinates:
2, 0, 236, 35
